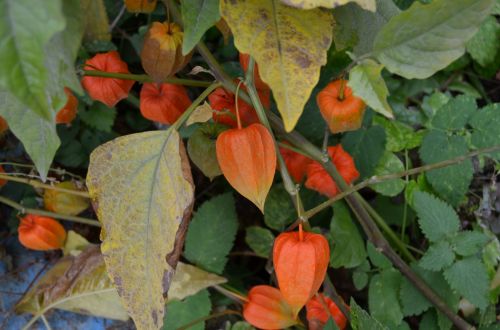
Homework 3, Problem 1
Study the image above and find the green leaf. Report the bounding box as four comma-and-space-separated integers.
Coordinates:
86, 130, 195, 329
419, 310, 440, 330
332, 0, 400, 55
163, 289, 211, 330
184, 193, 238, 274
342, 125, 386, 179
348, 59, 393, 118
245, 226, 274, 258
449, 231, 489, 256
220, 0, 333, 131
0, 90, 60, 181
413, 191, 460, 242
367, 242, 391, 269
324, 317, 341, 330
368, 269, 404, 326
443, 257, 490, 310
419, 241, 455, 271
353, 271, 369, 290
181, 0, 221, 55
466, 16, 500, 67
79, 103, 117, 132
431, 95, 477, 131
370, 152, 406, 197
373, 116, 423, 152
230, 321, 256, 330
373, 0, 494, 79
419, 131, 473, 206
0, 0, 65, 119
470, 103, 500, 160
264, 184, 296, 231
330, 201, 367, 268
187, 123, 226, 180
350, 298, 388, 330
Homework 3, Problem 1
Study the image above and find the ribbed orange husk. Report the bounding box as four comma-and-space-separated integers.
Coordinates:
306, 294, 348, 330
0, 116, 8, 135
124, 0, 157, 13
243, 285, 297, 330
305, 145, 359, 198
0, 165, 7, 187
273, 229, 330, 316
239, 53, 269, 90
139, 82, 192, 124
216, 123, 276, 212
56, 88, 78, 124
140, 22, 191, 82
317, 80, 366, 134
279, 145, 312, 183
81, 51, 135, 108
18, 215, 66, 251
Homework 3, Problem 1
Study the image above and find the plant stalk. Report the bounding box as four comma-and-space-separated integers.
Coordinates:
82, 70, 212, 87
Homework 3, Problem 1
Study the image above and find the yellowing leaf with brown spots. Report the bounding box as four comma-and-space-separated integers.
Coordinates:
220, 0, 333, 131
281, 0, 376, 11
86, 130, 194, 330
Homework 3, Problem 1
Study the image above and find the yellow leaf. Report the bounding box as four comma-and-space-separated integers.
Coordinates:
62, 230, 90, 256
186, 102, 213, 126
86, 130, 194, 330
81, 0, 111, 42
220, 0, 333, 131
281, 0, 376, 11
169, 262, 227, 301
43, 181, 90, 216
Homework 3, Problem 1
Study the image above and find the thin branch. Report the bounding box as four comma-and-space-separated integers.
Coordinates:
176, 310, 241, 330
82, 70, 213, 87
0, 173, 90, 198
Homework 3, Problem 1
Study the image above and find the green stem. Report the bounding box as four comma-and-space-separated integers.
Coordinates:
0, 174, 89, 198
82, 70, 212, 87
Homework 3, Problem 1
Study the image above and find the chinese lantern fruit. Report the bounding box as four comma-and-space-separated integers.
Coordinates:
243, 285, 298, 330
280, 145, 312, 183
141, 22, 191, 82
81, 51, 135, 108
56, 88, 78, 124
139, 82, 192, 124
239, 53, 269, 90
44, 181, 90, 216
124, 0, 157, 13
0, 165, 7, 187
306, 294, 348, 330
0, 116, 8, 135
305, 145, 359, 198
18, 215, 66, 251
273, 225, 330, 316
317, 80, 366, 134
216, 123, 276, 212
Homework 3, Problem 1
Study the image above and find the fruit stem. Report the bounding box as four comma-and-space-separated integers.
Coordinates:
298, 223, 304, 241
234, 79, 244, 129
338, 79, 346, 101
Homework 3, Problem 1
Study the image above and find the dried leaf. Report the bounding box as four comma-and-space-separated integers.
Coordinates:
281, 0, 376, 11
80, 0, 111, 42
169, 262, 227, 301
186, 102, 214, 126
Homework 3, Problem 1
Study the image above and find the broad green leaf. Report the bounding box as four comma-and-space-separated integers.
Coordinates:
184, 193, 238, 274
187, 123, 226, 180
418, 241, 455, 271
163, 290, 211, 330
419, 311, 439, 330
79, 103, 117, 132
350, 298, 388, 330
332, 0, 400, 55
367, 242, 391, 269
220, 0, 333, 131
419, 131, 473, 206
466, 16, 500, 67
449, 231, 489, 257
421, 92, 451, 121
370, 152, 405, 197
231, 322, 256, 330
169, 262, 227, 301
353, 270, 369, 290
182, 0, 221, 54
413, 191, 460, 242
330, 202, 367, 268
443, 257, 490, 310
369, 269, 404, 326
86, 130, 195, 330
470, 103, 500, 160
264, 184, 296, 231
245, 226, 274, 258
281, 0, 375, 11
431, 95, 477, 131
373, 116, 422, 152
342, 125, 386, 179
0, 90, 60, 181
16, 245, 129, 320
373, 0, 494, 79
0, 0, 65, 119
348, 59, 393, 118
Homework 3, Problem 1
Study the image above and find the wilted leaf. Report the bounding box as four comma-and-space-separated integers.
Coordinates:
187, 123, 227, 180
81, 0, 111, 42
186, 102, 214, 126
86, 130, 195, 330
62, 230, 90, 256
182, 0, 221, 54
169, 262, 227, 301
220, 0, 333, 131
373, 0, 494, 79
44, 181, 90, 216
281, 0, 376, 11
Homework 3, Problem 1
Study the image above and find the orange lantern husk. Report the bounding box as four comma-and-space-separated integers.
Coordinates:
306, 293, 348, 330
305, 145, 359, 198
124, 0, 157, 13
0, 165, 7, 187
81, 51, 135, 108
317, 80, 366, 134
273, 225, 330, 316
18, 214, 67, 251
279, 145, 312, 183
0, 116, 8, 135
216, 123, 276, 212
239, 53, 269, 91
139, 82, 192, 124
56, 88, 78, 124
243, 285, 298, 330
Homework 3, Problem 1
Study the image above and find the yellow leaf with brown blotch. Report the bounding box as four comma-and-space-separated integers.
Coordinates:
281, 0, 376, 11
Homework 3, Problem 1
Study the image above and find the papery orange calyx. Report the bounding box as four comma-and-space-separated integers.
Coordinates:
239, 53, 269, 91
306, 293, 348, 330
317, 79, 366, 134
139, 82, 192, 124
216, 123, 276, 212
0, 116, 8, 135
0, 165, 7, 187
243, 285, 298, 330
81, 51, 135, 108
56, 88, 78, 124
18, 214, 67, 251
279, 145, 312, 183
273, 225, 330, 316
305, 145, 359, 198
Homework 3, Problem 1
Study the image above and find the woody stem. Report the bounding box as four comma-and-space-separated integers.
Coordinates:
82, 70, 213, 87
